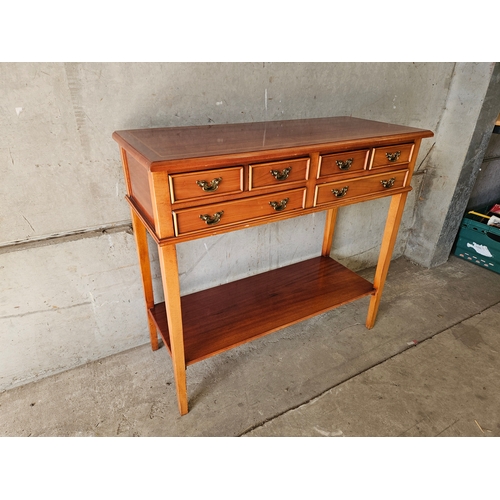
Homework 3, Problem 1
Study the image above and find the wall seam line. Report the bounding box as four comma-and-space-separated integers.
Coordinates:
0, 221, 133, 255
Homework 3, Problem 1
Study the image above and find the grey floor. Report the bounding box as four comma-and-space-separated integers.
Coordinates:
1, 255, 500, 437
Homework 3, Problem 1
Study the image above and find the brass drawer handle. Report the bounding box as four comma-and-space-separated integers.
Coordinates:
199, 211, 224, 225
269, 198, 289, 211
336, 158, 353, 170
196, 177, 222, 192
381, 177, 396, 188
270, 166, 292, 181
332, 186, 348, 198
386, 151, 401, 162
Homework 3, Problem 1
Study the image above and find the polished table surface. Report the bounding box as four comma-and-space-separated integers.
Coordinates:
113, 116, 433, 164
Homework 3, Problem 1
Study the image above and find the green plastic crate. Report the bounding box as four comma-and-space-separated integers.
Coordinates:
454, 209, 500, 274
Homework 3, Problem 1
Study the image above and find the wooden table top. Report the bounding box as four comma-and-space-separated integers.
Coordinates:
113, 116, 434, 166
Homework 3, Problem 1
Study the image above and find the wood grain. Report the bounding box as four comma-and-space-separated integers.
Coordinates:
126, 153, 154, 226
314, 169, 409, 206
322, 207, 338, 257
249, 157, 310, 189
366, 192, 408, 329
113, 116, 434, 167
369, 143, 414, 169
318, 149, 370, 178
158, 244, 188, 415
173, 188, 306, 235
130, 209, 158, 350
169, 166, 244, 203
149, 256, 375, 365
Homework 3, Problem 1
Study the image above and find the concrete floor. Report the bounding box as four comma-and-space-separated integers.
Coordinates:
1, 255, 500, 437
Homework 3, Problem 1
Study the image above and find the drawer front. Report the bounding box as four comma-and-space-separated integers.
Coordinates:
314, 170, 409, 207
318, 149, 369, 178
169, 167, 244, 203
174, 188, 306, 235
249, 158, 309, 190
370, 143, 414, 169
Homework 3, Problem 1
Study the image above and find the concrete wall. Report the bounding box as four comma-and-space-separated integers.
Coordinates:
406, 62, 500, 267
467, 133, 500, 210
1, 62, 492, 391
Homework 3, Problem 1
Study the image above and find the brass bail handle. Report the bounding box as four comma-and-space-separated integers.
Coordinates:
332, 186, 349, 198
336, 158, 353, 170
381, 178, 396, 189
199, 211, 224, 225
269, 198, 289, 211
270, 166, 292, 181
197, 177, 222, 192
386, 151, 401, 162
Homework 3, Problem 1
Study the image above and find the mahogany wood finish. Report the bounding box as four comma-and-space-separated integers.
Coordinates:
314, 169, 409, 206
366, 190, 410, 329
321, 208, 338, 257
157, 243, 187, 415
249, 157, 310, 189
149, 257, 375, 365
130, 209, 158, 351
169, 166, 244, 203
370, 143, 415, 169
173, 188, 306, 236
318, 149, 370, 178
113, 116, 433, 415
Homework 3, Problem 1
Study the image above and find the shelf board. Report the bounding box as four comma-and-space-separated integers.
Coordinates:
149, 256, 375, 365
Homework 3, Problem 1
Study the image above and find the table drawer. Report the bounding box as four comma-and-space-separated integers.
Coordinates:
314, 170, 409, 206
318, 149, 369, 178
174, 188, 306, 235
369, 143, 414, 169
169, 167, 244, 203
249, 158, 309, 190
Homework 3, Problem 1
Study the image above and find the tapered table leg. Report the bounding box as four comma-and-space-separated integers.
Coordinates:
322, 207, 338, 257
366, 192, 408, 329
158, 243, 188, 415
130, 209, 159, 351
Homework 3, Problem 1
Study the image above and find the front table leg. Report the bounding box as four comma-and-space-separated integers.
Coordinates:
366, 192, 408, 329
158, 244, 188, 415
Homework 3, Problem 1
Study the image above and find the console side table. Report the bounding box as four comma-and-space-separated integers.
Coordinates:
113, 116, 433, 415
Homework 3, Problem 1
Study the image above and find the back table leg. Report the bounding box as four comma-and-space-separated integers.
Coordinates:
366, 192, 408, 329
322, 207, 338, 257
130, 209, 159, 351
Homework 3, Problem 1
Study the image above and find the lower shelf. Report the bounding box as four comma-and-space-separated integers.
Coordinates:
149, 255, 375, 365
